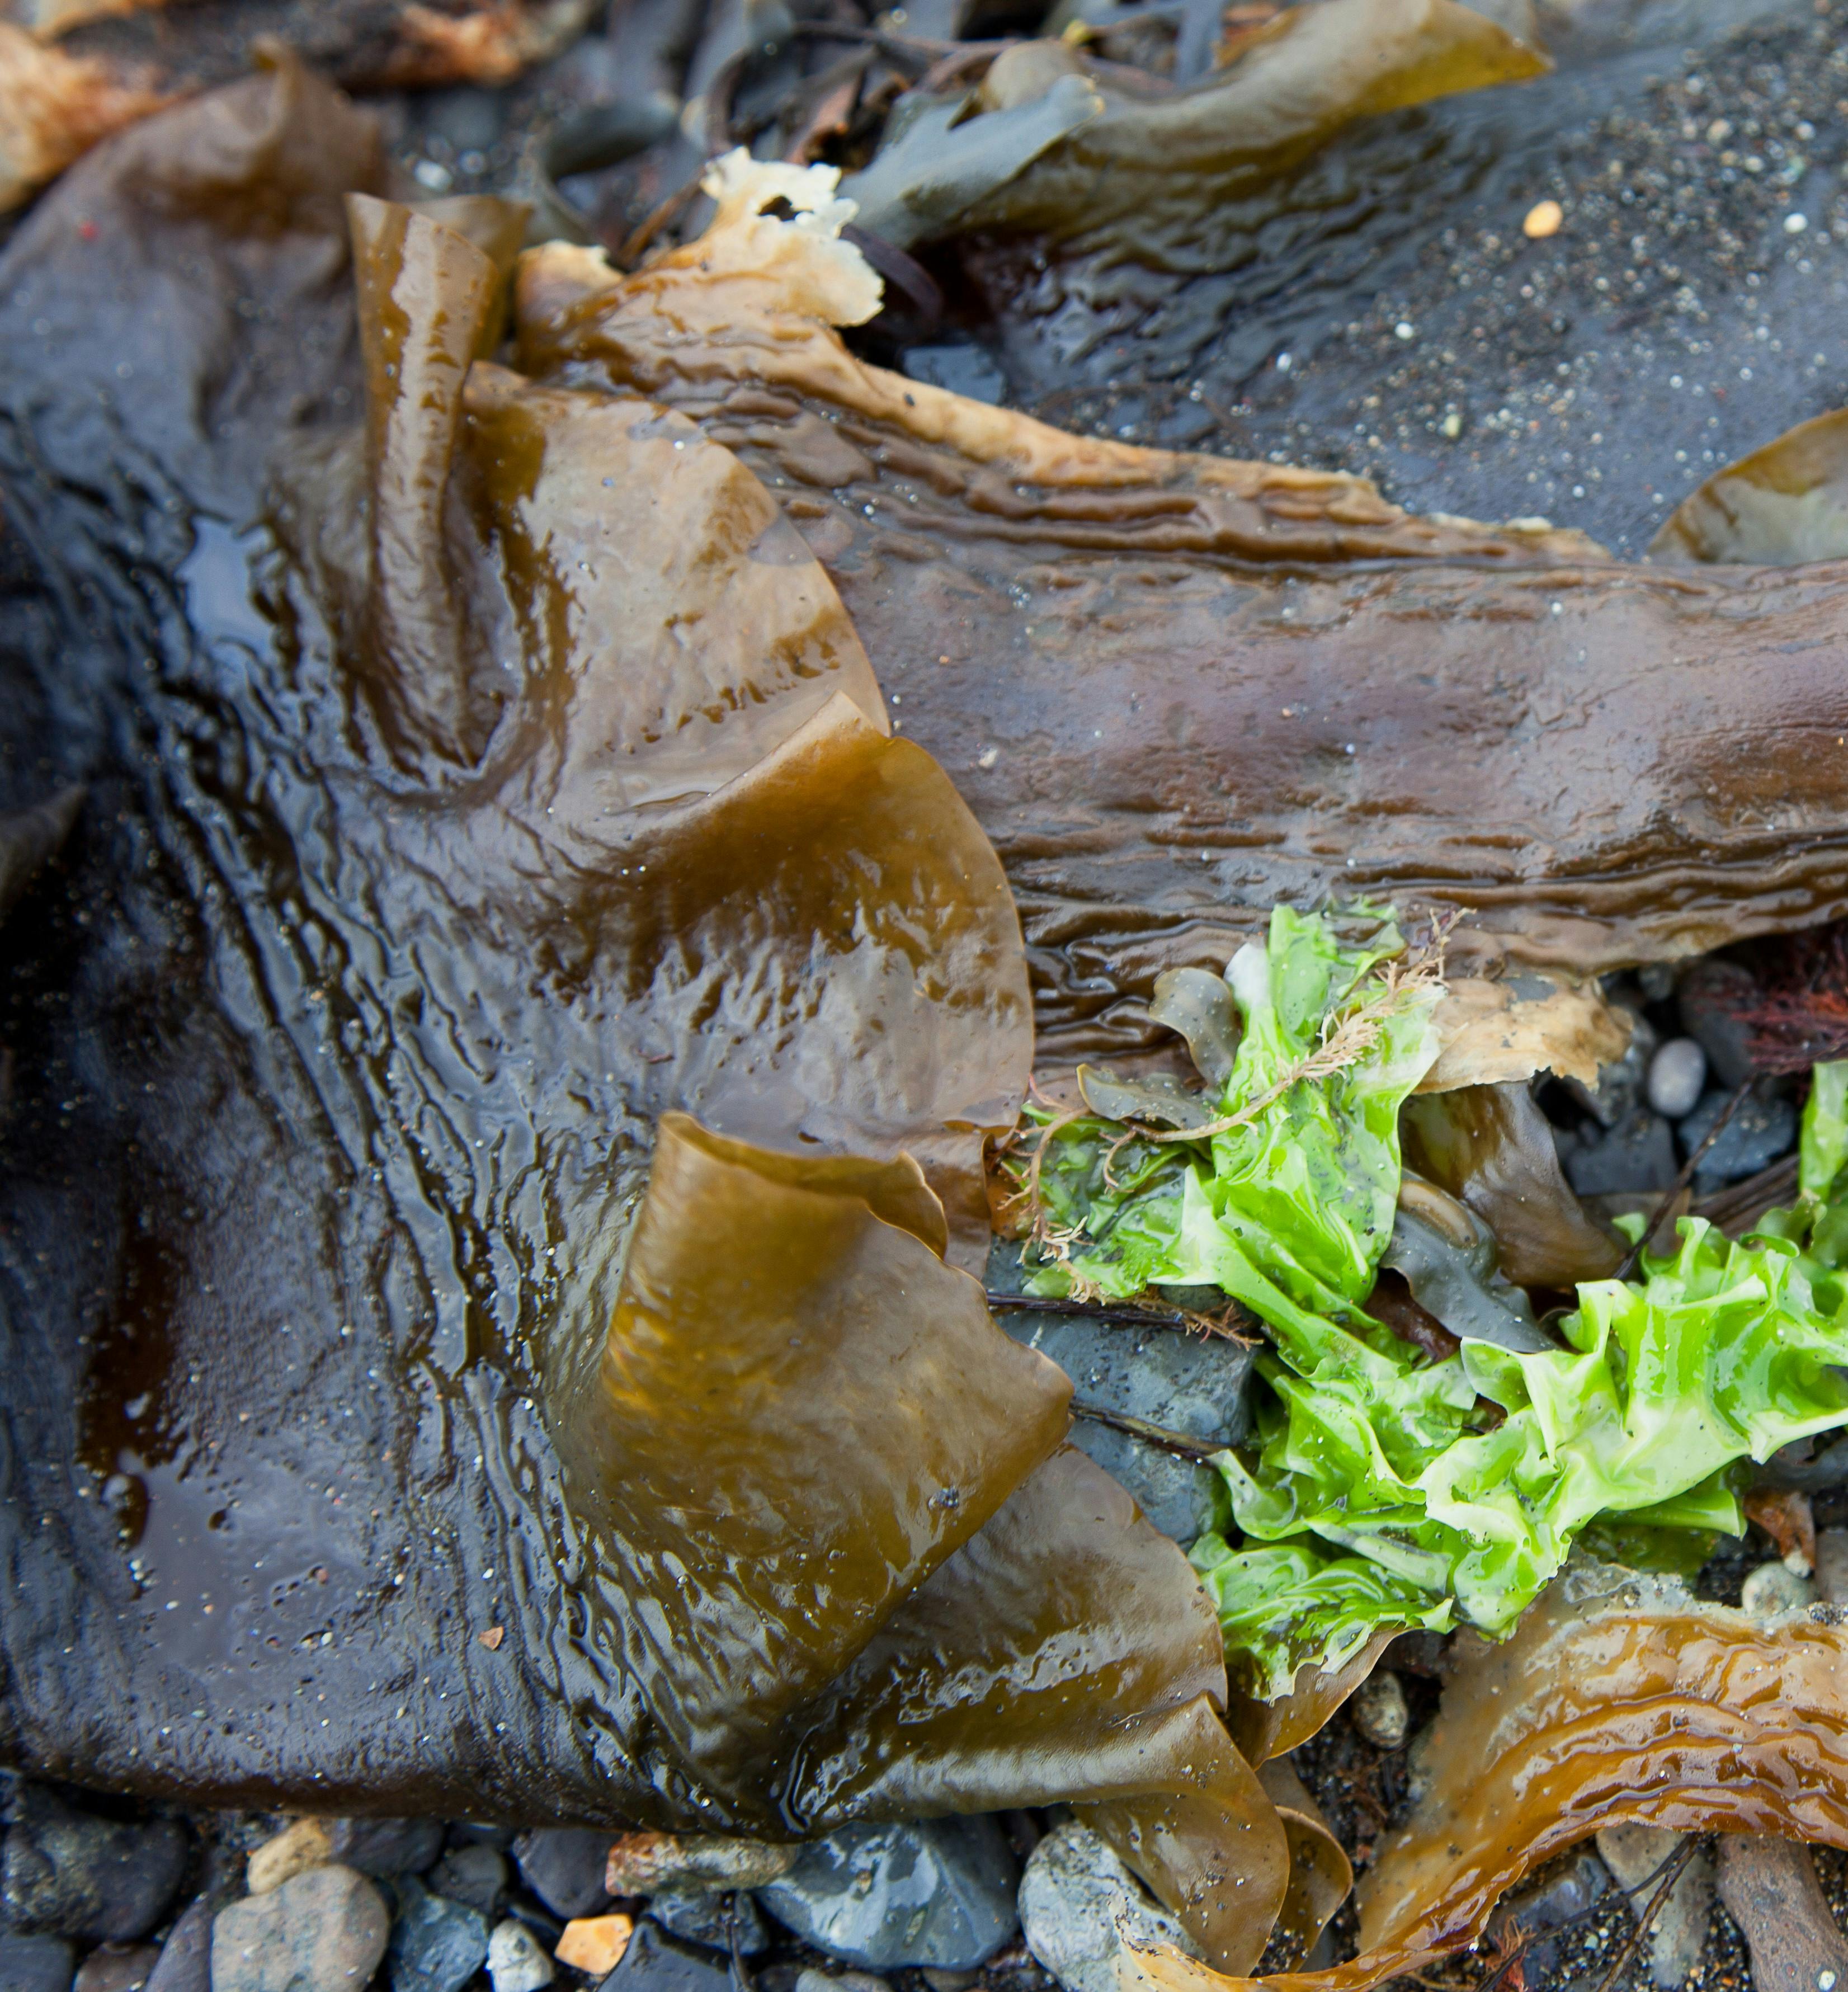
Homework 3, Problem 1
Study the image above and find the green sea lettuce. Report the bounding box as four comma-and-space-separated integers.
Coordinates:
1021, 913, 1848, 1702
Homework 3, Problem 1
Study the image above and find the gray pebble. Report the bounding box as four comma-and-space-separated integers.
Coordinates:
143, 1902, 213, 1992
1646, 1037, 1707, 1118
485, 1919, 554, 1992
510, 1830, 611, 1920
1, 1791, 187, 1942
428, 1844, 508, 1919
987, 1241, 1250, 1542
1595, 1825, 1714, 1990
71, 1946, 158, 1992
1017, 1822, 1199, 1992
1741, 1560, 1815, 1617
0, 1934, 76, 1992
1351, 1671, 1408, 1751
648, 1885, 769, 1954
1679, 1087, 1797, 1189
759, 1820, 1017, 1971
387, 1878, 490, 1992
327, 1820, 444, 1880
210, 1864, 390, 1992
601, 1922, 729, 1992
1564, 1109, 1679, 1197
1484, 1848, 1611, 1989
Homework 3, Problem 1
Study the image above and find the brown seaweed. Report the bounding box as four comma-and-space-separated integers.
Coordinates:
0, 60, 1299, 1977
1123, 1562, 1848, 1992
1652, 406, 1848, 567
514, 167, 1848, 1063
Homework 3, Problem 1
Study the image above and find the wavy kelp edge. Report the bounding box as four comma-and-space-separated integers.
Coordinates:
329, 167, 1296, 1966
1115, 1564, 1848, 1992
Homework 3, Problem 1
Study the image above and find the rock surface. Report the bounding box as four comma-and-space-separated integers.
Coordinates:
650, 1885, 770, 1955
142, 1902, 213, 1992
987, 1242, 1250, 1542
1741, 1560, 1816, 1616
1680, 1087, 1798, 1189
1564, 1110, 1678, 1197
485, 1919, 555, 1992
210, 1863, 391, 1992
0, 1934, 76, 1992
328, 1819, 445, 1880
601, 1923, 731, 1992
606, 1833, 796, 1897
1351, 1671, 1408, 1751
1017, 1822, 1199, 1992
1, 1793, 187, 1943
759, 1820, 1018, 1970
71, 1947, 158, 1992
428, 1844, 509, 1918
1646, 1038, 1708, 1119
511, 1829, 612, 1920
386, 1878, 491, 1992
246, 1823, 333, 1897
554, 1914, 633, 1976
1595, 1823, 1714, 1991
1485, 1847, 1611, 1988
1717, 1836, 1848, 1992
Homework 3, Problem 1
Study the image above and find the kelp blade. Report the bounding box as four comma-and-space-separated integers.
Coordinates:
1118, 1562, 1848, 1992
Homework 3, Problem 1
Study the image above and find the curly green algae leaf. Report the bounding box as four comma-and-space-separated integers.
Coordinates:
1801, 1059, 1848, 1201
1192, 1167, 1848, 1701
1031, 926, 1848, 1702
1029, 905, 1441, 1319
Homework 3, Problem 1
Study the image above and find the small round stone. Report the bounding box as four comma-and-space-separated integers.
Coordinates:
486, 1920, 554, 1992
1646, 1037, 1708, 1119
1740, 1560, 1815, 1618
1352, 1671, 1409, 1751
1522, 199, 1564, 238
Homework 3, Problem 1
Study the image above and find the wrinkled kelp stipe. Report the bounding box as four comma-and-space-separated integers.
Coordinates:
515, 162, 1848, 1061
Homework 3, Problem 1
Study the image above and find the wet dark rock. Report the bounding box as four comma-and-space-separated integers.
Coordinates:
900, 346, 1007, 406
648, 1887, 769, 1955
142, 1902, 213, 1992
1486, 1847, 1610, 1986
1017, 1821, 1197, 1992
1563, 1110, 1679, 1197
0, 1934, 75, 1992
1679, 1087, 1797, 1190
486, 1917, 555, 1992
0, 1792, 187, 1942
1676, 961, 1760, 1090
758, 1819, 1018, 1970
428, 1844, 508, 1919
386, 1878, 491, 1992
987, 1243, 1250, 1542
328, 1819, 444, 1878
210, 1864, 390, 1992
70, 1945, 158, 1992
511, 1830, 612, 1920
1762, 1434, 1848, 1492
599, 1922, 729, 1992
1646, 1038, 1708, 1119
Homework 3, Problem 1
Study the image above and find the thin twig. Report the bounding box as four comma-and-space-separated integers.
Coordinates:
1615, 1082, 1753, 1282
1581, 1837, 1701, 1992
986, 1292, 1192, 1329
727, 1894, 755, 1992
1071, 1400, 1228, 1460
1470, 1839, 1702, 1992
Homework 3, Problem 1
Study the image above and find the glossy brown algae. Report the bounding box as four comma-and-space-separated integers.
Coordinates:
517, 159, 1848, 1060
1119, 1564, 1848, 1992
0, 56, 1299, 1973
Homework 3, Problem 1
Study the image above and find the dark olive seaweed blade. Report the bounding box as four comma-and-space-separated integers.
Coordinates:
516, 237, 1848, 1062
0, 67, 1034, 1822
